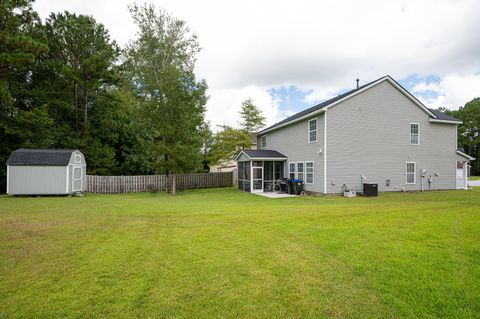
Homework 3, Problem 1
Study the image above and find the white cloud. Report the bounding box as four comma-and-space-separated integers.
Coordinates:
413, 73, 480, 109
33, 0, 480, 127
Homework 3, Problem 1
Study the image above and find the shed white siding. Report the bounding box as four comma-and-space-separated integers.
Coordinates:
8, 166, 68, 195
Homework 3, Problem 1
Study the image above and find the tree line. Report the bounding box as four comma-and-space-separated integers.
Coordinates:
0, 0, 268, 194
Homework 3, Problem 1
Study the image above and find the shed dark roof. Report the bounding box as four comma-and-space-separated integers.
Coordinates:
428, 109, 461, 122
6, 149, 76, 166
241, 149, 287, 159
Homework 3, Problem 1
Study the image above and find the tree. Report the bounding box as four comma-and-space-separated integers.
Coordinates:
0, 0, 50, 192
124, 4, 208, 195
42, 12, 120, 134
239, 98, 265, 133
208, 125, 252, 166
445, 99, 480, 175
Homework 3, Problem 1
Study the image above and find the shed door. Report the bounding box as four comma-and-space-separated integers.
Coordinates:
72, 166, 83, 192
456, 161, 465, 189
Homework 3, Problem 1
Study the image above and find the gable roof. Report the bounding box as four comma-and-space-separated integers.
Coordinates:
259, 75, 460, 134
235, 149, 287, 161
6, 149, 77, 166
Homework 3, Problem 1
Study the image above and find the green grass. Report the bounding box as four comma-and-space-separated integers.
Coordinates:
469, 176, 480, 181
1, 188, 480, 318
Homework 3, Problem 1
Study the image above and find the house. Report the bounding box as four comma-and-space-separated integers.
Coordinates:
236, 75, 475, 194
6, 149, 86, 195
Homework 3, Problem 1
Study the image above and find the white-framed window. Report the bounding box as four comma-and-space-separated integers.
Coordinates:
308, 118, 317, 143
261, 135, 267, 148
74, 154, 81, 163
406, 162, 416, 184
297, 162, 304, 181
305, 161, 314, 184
410, 123, 419, 145
289, 162, 296, 179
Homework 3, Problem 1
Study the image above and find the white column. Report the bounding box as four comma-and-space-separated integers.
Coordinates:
463, 162, 468, 190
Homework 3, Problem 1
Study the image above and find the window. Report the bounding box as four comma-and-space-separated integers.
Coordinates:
74, 154, 81, 163
289, 162, 295, 179
406, 162, 416, 184
306, 161, 314, 184
410, 123, 419, 145
308, 119, 317, 143
297, 162, 304, 181
261, 135, 267, 148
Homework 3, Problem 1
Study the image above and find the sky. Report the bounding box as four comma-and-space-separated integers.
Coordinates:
33, 0, 480, 130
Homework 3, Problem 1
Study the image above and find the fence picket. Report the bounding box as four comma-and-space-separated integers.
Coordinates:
84, 172, 233, 194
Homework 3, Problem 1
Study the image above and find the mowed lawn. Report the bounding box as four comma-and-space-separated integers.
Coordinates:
1, 188, 479, 318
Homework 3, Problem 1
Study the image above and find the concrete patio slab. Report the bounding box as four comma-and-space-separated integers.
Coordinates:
254, 192, 297, 198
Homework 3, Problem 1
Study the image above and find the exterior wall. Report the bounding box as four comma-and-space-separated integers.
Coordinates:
8, 166, 68, 195
257, 113, 325, 193
326, 80, 458, 193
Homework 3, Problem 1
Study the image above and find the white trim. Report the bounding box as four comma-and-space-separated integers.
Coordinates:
456, 150, 475, 161
66, 166, 69, 193
323, 110, 327, 194
260, 135, 267, 149
245, 157, 286, 161
258, 75, 438, 135
251, 165, 263, 193
406, 162, 416, 185
410, 123, 420, 145
305, 161, 314, 185
296, 161, 305, 181
288, 162, 296, 179
308, 118, 317, 143
74, 154, 82, 164
6, 165, 9, 194
72, 165, 83, 192
235, 151, 250, 161
429, 118, 463, 125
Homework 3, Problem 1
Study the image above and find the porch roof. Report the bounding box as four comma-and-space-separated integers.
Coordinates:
236, 149, 287, 161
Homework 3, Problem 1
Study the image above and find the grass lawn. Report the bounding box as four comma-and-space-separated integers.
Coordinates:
1, 188, 479, 318
469, 176, 480, 181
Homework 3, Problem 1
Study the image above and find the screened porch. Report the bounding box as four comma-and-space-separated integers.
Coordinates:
235, 150, 287, 193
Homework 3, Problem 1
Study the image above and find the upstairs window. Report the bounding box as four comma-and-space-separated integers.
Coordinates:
261, 135, 267, 148
406, 162, 416, 184
308, 119, 317, 143
410, 123, 419, 145
297, 162, 304, 181
289, 162, 295, 179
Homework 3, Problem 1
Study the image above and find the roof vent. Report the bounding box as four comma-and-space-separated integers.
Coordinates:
356, 78, 360, 88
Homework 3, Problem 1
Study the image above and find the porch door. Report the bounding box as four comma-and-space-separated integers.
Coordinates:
252, 166, 263, 193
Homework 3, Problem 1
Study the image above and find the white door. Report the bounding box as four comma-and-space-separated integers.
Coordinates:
251, 166, 263, 193
72, 166, 83, 192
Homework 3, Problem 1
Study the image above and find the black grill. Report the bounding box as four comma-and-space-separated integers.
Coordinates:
363, 183, 378, 197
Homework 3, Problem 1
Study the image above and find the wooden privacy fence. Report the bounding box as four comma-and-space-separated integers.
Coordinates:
85, 172, 233, 194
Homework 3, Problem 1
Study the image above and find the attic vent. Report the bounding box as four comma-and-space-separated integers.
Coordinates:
356, 79, 360, 88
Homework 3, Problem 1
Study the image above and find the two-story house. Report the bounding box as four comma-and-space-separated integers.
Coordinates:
236, 75, 474, 194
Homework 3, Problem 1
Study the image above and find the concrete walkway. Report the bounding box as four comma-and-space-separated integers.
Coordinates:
254, 192, 297, 198
468, 180, 480, 187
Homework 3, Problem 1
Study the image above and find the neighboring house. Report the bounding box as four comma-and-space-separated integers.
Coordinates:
6, 149, 86, 195
210, 133, 257, 173
236, 75, 475, 194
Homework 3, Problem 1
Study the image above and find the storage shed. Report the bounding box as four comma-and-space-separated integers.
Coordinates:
6, 149, 86, 195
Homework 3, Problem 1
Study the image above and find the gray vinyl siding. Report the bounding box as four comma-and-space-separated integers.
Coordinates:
258, 114, 325, 193
326, 80, 458, 193
8, 166, 68, 195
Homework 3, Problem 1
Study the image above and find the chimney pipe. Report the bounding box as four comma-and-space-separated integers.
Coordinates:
356, 78, 359, 88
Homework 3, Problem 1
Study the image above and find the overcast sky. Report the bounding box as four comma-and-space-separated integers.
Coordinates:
33, 0, 480, 130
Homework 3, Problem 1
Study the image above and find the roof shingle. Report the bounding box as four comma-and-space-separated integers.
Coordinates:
6, 149, 76, 166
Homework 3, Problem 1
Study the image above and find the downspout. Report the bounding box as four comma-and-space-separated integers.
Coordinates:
324, 109, 328, 194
